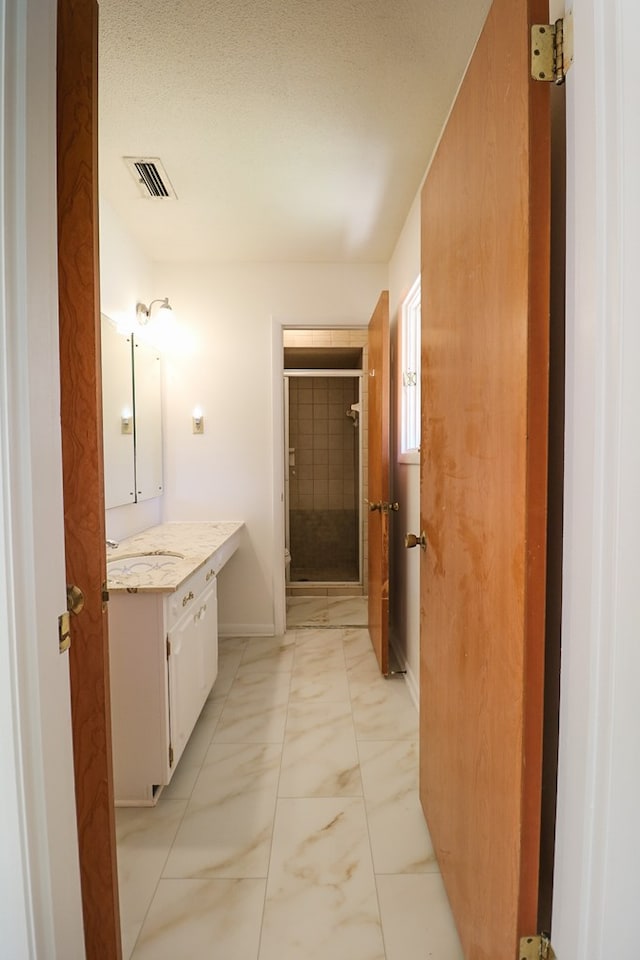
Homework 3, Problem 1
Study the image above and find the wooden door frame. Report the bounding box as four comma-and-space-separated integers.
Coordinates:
57, 0, 122, 956
1, 1, 87, 953
367, 290, 390, 675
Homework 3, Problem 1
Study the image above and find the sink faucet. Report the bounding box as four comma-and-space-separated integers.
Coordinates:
106, 539, 119, 549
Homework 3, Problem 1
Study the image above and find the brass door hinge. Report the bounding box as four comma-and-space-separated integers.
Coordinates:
520, 934, 557, 960
59, 582, 87, 654
531, 13, 573, 84
58, 611, 71, 654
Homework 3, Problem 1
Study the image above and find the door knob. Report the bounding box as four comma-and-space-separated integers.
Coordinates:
66, 583, 86, 615
404, 531, 427, 550
382, 501, 400, 513
366, 499, 383, 512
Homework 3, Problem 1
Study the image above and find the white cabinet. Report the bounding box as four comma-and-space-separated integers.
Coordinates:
109, 562, 218, 806
167, 578, 217, 771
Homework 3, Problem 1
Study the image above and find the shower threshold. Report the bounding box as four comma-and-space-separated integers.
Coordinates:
286, 581, 364, 598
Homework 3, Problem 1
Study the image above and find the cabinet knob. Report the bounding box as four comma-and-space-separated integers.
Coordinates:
182, 589, 194, 607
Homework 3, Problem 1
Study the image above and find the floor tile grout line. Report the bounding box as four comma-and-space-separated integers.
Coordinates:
254, 623, 296, 960
122, 637, 248, 959
349, 627, 389, 959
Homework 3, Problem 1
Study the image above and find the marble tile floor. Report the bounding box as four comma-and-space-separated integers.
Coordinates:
116, 598, 464, 960
286, 594, 369, 628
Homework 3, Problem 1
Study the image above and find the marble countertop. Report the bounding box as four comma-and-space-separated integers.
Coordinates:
106, 521, 244, 593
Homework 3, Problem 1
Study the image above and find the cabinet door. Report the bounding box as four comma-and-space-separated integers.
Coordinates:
167, 579, 218, 772
200, 576, 218, 694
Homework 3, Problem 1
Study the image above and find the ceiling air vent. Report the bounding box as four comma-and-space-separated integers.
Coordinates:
124, 157, 177, 199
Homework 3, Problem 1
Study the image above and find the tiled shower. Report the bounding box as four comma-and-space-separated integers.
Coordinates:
287, 375, 360, 582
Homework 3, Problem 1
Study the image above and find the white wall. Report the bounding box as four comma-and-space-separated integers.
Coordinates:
1, 1, 84, 955
154, 261, 387, 633
553, 0, 640, 955
100, 197, 154, 328
387, 195, 421, 702
100, 198, 162, 542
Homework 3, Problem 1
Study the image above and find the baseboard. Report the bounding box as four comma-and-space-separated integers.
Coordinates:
403, 659, 419, 712
389, 633, 419, 712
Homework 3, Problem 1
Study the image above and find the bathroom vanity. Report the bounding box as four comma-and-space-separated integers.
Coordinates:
107, 521, 243, 805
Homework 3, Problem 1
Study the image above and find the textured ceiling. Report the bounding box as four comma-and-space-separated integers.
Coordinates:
98, 0, 491, 263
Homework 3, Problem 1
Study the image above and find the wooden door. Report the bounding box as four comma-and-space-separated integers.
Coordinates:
419, 0, 550, 957
367, 291, 391, 675
57, 1, 122, 957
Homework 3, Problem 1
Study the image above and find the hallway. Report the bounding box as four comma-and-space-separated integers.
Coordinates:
115, 599, 462, 959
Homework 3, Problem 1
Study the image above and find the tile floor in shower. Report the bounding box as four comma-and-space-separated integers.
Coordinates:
115, 596, 463, 959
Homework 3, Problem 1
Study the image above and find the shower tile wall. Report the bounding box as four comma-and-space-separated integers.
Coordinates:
289, 376, 359, 582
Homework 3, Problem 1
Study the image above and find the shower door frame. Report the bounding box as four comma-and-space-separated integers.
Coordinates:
284, 368, 364, 588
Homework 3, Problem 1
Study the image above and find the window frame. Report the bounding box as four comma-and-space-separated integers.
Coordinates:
398, 275, 421, 464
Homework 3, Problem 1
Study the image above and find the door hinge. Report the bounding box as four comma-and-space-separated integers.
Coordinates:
166, 636, 171, 659
58, 610, 71, 654
531, 13, 573, 84
169, 743, 174, 768
519, 934, 557, 960
59, 582, 87, 653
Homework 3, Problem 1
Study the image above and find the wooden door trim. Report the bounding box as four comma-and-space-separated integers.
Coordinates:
520, 0, 552, 926
57, 0, 122, 956
367, 290, 390, 675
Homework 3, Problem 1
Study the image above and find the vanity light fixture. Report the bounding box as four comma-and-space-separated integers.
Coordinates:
192, 406, 204, 434
136, 297, 172, 325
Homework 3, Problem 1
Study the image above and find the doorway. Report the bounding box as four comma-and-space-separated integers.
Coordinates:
282, 329, 369, 599
285, 370, 362, 585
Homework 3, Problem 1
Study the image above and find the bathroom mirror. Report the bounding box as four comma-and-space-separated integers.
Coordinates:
132, 337, 163, 500
102, 316, 135, 508
101, 314, 163, 508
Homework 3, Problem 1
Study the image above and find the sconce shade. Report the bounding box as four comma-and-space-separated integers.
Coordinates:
136, 297, 172, 325
192, 406, 204, 434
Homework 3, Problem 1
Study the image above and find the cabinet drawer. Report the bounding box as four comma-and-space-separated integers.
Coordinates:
166, 558, 217, 629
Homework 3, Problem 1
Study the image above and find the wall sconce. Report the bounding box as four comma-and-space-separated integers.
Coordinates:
121, 406, 133, 434
192, 406, 204, 434
136, 297, 172, 325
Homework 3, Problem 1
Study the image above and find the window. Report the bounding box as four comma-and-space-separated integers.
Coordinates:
399, 275, 421, 462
